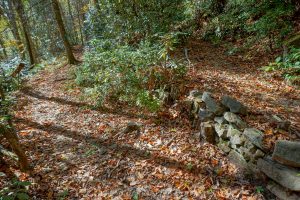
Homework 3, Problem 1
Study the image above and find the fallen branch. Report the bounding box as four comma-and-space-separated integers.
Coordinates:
107, 159, 122, 178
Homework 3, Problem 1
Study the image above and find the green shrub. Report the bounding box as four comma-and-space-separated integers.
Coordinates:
262, 48, 300, 84
76, 39, 186, 111
196, 0, 295, 48
0, 179, 31, 200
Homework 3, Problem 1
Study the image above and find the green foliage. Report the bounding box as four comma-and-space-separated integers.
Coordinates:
196, 0, 295, 48
76, 38, 186, 111
262, 48, 300, 84
85, 0, 193, 42
0, 179, 31, 200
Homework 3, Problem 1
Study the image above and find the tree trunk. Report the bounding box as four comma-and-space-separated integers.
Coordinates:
67, 0, 78, 44
5, 0, 25, 60
51, 0, 78, 64
0, 38, 8, 59
75, 2, 84, 46
0, 83, 30, 172
0, 124, 31, 171
13, 0, 37, 66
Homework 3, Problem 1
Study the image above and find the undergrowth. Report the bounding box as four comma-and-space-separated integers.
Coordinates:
75, 38, 186, 111
262, 48, 300, 85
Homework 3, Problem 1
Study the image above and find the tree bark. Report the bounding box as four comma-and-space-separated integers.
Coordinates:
75, 1, 84, 46
51, 0, 78, 64
0, 83, 31, 172
0, 38, 7, 59
13, 0, 37, 66
67, 0, 78, 44
0, 124, 31, 171
2, 0, 25, 59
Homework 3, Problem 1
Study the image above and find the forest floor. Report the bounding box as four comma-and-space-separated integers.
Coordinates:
2, 40, 300, 199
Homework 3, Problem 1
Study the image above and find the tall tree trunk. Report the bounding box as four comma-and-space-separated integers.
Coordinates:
67, 0, 78, 44
75, 1, 84, 45
13, 0, 37, 66
5, 0, 25, 60
51, 0, 78, 64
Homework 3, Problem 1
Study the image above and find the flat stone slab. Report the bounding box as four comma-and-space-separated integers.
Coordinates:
221, 95, 247, 115
243, 128, 264, 150
267, 182, 300, 200
272, 140, 300, 168
202, 92, 224, 115
228, 150, 249, 172
257, 158, 300, 191
224, 112, 247, 129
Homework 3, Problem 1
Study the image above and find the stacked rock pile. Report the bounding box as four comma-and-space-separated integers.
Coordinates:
186, 90, 300, 200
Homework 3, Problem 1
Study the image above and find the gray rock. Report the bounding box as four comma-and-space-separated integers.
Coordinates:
191, 98, 205, 114
189, 90, 202, 98
214, 116, 228, 125
223, 112, 247, 129
198, 108, 214, 122
221, 96, 247, 115
202, 92, 224, 115
270, 115, 291, 131
230, 133, 246, 148
200, 121, 216, 144
238, 147, 251, 161
226, 125, 241, 138
244, 139, 257, 154
272, 140, 300, 168
228, 150, 249, 172
243, 128, 264, 150
217, 140, 231, 153
247, 162, 260, 175
267, 182, 300, 200
253, 149, 265, 160
257, 158, 300, 191
214, 123, 229, 139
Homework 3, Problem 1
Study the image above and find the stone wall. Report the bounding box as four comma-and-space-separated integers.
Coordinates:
186, 90, 300, 200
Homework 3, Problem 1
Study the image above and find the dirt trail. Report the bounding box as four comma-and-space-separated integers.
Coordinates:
4, 41, 299, 199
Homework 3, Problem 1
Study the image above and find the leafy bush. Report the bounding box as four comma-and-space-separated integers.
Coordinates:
195, 0, 295, 48
0, 179, 31, 200
85, 0, 192, 42
262, 48, 300, 84
76, 39, 186, 111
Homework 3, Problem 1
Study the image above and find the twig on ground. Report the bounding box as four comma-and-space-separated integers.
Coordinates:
107, 159, 122, 178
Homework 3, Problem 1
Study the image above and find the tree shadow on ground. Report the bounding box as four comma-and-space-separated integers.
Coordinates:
20, 86, 152, 120
14, 117, 233, 179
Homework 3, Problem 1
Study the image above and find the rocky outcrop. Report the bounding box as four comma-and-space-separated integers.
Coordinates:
272, 140, 300, 168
